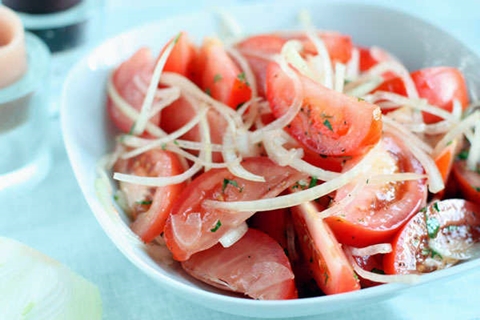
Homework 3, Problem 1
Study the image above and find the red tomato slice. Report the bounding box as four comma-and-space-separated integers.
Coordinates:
113, 148, 186, 243
107, 47, 155, 133
452, 159, 480, 205
248, 208, 292, 251
181, 228, 298, 300
384, 199, 480, 274
358, 46, 396, 77
163, 157, 307, 261
325, 133, 428, 247
291, 201, 360, 295
266, 61, 382, 156
159, 31, 198, 79
193, 37, 251, 109
374, 67, 469, 123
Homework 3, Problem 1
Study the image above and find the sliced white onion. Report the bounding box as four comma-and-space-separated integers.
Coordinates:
350, 243, 392, 256
433, 111, 480, 158
219, 222, 248, 248
0, 237, 102, 320
107, 73, 165, 138
113, 162, 203, 187
466, 118, 480, 171
382, 117, 433, 154
203, 142, 380, 212
282, 40, 320, 83
334, 62, 346, 93
345, 47, 359, 81
345, 77, 383, 97
345, 247, 421, 284
305, 29, 333, 89
132, 34, 179, 135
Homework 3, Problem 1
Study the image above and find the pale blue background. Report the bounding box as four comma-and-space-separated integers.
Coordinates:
1, 0, 480, 319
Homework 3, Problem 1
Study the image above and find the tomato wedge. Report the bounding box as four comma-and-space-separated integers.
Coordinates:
113, 148, 186, 243
452, 158, 480, 205
193, 37, 251, 109
374, 67, 469, 123
325, 133, 428, 247
358, 46, 396, 78
107, 47, 155, 133
352, 254, 384, 288
159, 31, 198, 79
384, 199, 480, 274
181, 228, 297, 300
291, 201, 360, 295
163, 157, 307, 261
266, 61, 382, 156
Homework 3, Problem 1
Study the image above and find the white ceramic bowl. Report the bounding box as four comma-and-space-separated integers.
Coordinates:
61, 2, 480, 318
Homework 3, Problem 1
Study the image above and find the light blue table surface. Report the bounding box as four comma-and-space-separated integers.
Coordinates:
1, 0, 480, 319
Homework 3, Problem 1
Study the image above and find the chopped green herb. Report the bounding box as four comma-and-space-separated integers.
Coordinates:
446, 140, 453, 146
213, 73, 223, 83
136, 200, 152, 205
161, 143, 167, 150
308, 176, 318, 188
353, 272, 359, 281
425, 212, 441, 239
422, 247, 442, 259
458, 150, 469, 160
210, 220, 222, 232
173, 140, 179, 146
366, 179, 370, 184
324, 272, 329, 285
446, 225, 459, 232
357, 97, 365, 102
323, 119, 333, 131
475, 186, 480, 192
222, 178, 243, 193
205, 88, 211, 96
236, 102, 245, 110
237, 72, 249, 85
432, 202, 440, 212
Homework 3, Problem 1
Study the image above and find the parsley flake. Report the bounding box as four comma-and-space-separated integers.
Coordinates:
308, 176, 318, 189
458, 150, 469, 160
222, 178, 243, 193
237, 72, 249, 85
210, 220, 222, 232
136, 200, 152, 205
323, 119, 333, 131
425, 212, 441, 239
213, 74, 223, 83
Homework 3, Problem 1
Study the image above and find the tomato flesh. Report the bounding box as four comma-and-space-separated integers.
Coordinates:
292, 201, 360, 295
384, 199, 480, 274
452, 159, 480, 205
325, 133, 428, 247
182, 228, 298, 300
160, 31, 198, 79
163, 157, 307, 261
107, 48, 155, 133
266, 61, 382, 156
193, 37, 251, 109
114, 148, 186, 243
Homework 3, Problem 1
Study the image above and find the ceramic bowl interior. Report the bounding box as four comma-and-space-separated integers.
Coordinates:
61, 2, 480, 318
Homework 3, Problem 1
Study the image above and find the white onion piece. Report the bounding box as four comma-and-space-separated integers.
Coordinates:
203, 143, 380, 212
384, 121, 444, 193
467, 119, 480, 171
282, 40, 319, 83
114, 162, 203, 187
318, 180, 364, 219
219, 222, 248, 248
345, 77, 383, 97
366, 61, 419, 99
350, 243, 392, 256
334, 62, 346, 93
433, 111, 480, 158
0, 237, 102, 320
132, 34, 178, 135
345, 47, 359, 81
382, 117, 433, 154
121, 107, 208, 159
305, 29, 333, 89
345, 247, 421, 284
107, 73, 165, 138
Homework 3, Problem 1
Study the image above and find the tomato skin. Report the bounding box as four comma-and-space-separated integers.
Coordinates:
291, 202, 360, 295
374, 67, 469, 123
107, 47, 155, 133
163, 157, 307, 261
160, 31, 198, 79
113, 148, 186, 243
193, 37, 252, 109
181, 228, 298, 300
358, 46, 396, 78
266, 61, 382, 157
325, 133, 428, 247
248, 208, 291, 251
411, 67, 469, 123
452, 160, 480, 205
384, 199, 480, 274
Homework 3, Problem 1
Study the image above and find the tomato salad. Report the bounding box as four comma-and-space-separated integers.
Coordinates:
98, 21, 480, 300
